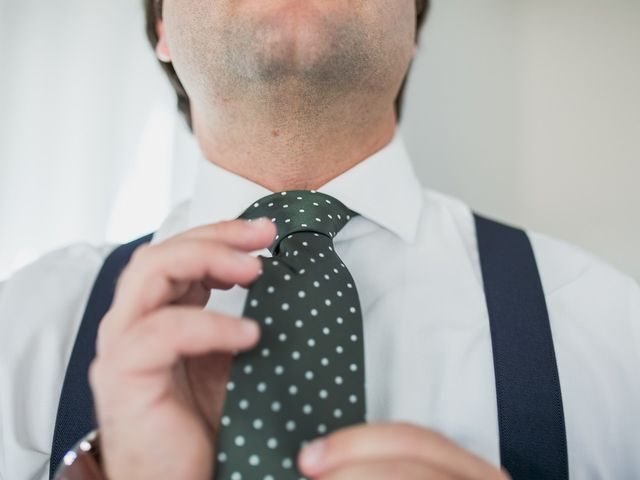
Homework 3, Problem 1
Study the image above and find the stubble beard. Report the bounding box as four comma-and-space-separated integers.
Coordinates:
189, 10, 393, 116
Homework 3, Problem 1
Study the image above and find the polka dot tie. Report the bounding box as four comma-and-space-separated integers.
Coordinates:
213, 190, 367, 480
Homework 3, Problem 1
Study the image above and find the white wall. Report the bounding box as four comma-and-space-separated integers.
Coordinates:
402, 0, 640, 280
1, 0, 638, 281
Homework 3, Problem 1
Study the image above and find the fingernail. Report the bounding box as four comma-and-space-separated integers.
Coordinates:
300, 438, 325, 471
239, 318, 259, 337
234, 250, 257, 264
246, 217, 270, 228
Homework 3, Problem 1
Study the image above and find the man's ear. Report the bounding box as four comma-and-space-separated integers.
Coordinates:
155, 20, 172, 63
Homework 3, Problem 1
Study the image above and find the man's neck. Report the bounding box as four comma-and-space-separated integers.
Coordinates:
191, 93, 398, 192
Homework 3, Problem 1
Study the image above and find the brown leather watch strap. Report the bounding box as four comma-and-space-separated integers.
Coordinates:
53, 430, 107, 480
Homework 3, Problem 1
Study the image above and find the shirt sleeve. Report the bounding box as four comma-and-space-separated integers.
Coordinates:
0, 242, 113, 480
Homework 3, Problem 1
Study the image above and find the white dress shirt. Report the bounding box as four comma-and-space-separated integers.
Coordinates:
1, 133, 638, 480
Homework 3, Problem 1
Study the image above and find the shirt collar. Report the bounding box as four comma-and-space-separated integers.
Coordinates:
187, 131, 423, 244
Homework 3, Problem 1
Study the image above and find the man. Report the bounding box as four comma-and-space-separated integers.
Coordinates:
0, 0, 638, 479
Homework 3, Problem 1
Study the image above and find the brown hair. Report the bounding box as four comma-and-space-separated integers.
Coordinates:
144, 0, 431, 131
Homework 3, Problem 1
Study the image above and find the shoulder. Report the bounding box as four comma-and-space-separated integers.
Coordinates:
524, 229, 639, 379
527, 228, 639, 305
416, 187, 640, 473
0, 240, 117, 372
0, 240, 118, 369
521, 229, 639, 475
419, 186, 639, 324
0, 241, 116, 313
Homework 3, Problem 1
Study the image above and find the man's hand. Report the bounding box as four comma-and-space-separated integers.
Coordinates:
88, 217, 276, 480
297, 422, 511, 480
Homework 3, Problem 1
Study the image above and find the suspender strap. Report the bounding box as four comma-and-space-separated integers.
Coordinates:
49, 233, 154, 479
474, 213, 569, 480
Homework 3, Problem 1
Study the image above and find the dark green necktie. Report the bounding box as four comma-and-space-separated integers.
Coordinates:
213, 190, 366, 480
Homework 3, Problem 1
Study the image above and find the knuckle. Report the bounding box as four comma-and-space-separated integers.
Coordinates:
95, 318, 111, 352
96, 313, 111, 338
142, 309, 192, 349
163, 314, 190, 346
117, 263, 134, 283
88, 358, 107, 388
131, 243, 152, 262
143, 310, 175, 339
116, 254, 145, 289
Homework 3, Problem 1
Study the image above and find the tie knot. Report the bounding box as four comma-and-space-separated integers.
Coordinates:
238, 190, 358, 255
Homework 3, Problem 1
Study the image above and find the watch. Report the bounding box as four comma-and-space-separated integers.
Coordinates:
52, 429, 107, 480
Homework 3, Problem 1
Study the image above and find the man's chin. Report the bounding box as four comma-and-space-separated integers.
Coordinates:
210, 0, 373, 94
253, 4, 366, 72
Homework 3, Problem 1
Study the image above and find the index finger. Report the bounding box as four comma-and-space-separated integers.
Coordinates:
104, 218, 276, 335
162, 217, 278, 249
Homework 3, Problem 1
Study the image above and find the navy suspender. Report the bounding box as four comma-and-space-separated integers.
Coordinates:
50, 215, 569, 479
474, 214, 568, 479
49, 233, 154, 479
